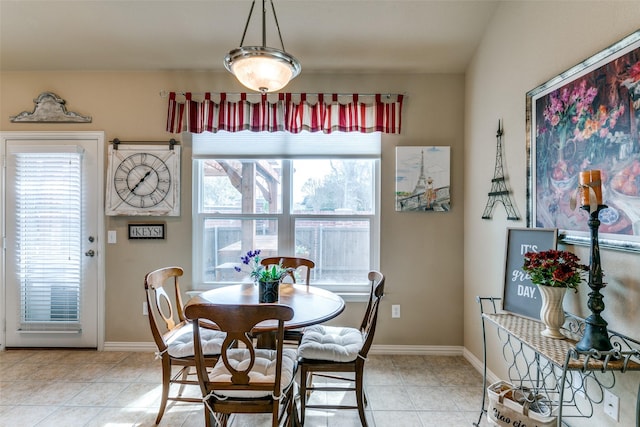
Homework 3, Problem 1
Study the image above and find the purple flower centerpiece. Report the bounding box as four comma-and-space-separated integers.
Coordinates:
234, 250, 293, 303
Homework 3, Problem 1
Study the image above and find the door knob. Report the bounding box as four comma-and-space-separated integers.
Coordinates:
85, 249, 95, 257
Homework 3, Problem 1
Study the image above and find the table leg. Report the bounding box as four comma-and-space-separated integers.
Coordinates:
256, 331, 276, 349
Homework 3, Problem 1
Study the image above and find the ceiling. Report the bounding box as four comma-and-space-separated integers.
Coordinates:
0, 0, 500, 74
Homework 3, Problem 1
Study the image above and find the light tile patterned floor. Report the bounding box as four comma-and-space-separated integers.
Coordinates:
0, 350, 484, 427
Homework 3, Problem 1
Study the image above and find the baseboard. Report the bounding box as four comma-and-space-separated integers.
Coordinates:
103, 341, 157, 352
463, 347, 500, 385
102, 341, 497, 382
104, 342, 468, 358
369, 344, 464, 356
104, 342, 466, 355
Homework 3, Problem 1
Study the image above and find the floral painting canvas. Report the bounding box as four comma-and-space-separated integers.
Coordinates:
527, 30, 640, 251
395, 146, 450, 212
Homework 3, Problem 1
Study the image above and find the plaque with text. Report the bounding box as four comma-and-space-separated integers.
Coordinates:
128, 223, 166, 240
503, 228, 557, 319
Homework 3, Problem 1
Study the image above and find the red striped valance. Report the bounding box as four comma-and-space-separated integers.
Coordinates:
165, 92, 404, 134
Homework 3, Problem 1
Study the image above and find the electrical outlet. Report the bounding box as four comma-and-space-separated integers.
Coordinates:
142, 302, 148, 316
604, 389, 619, 421
391, 304, 400, 318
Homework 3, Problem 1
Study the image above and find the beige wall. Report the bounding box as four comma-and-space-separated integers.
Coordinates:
0, 71, 465, 346
3, 1, 640, 424
465, 2, 640, 426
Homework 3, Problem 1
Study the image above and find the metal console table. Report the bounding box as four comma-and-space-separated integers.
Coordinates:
476, 296, 640, 427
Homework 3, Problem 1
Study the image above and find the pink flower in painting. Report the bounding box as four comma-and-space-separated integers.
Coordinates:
543, 80, 598, 135
573, 103, 625, 142
626, 61, 640, 82
622, 61, 640, 109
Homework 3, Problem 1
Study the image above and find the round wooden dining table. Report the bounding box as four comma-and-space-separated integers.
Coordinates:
189, 282, 345, 347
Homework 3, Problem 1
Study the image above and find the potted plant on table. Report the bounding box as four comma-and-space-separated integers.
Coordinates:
234, 250, 293, 303
523, 249, 588, 339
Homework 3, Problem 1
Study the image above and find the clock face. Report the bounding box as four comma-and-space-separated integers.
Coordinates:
106, 144, 181, 216
114, 153, 170, 208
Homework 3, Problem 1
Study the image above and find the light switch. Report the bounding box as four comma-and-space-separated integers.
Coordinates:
108, 230, 117, 244
392, 305, 401, 318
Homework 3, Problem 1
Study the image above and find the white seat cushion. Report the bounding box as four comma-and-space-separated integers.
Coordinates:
297, 325, 363, 363
166, 324, 226, 358
208, 348, 298, 398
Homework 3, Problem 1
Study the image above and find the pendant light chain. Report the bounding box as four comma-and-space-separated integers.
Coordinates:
238, 0, 287, 51
238, 1, 256, 46
224, 0, 302, 93
269, 0, 287, 51
261, 0, 267, 47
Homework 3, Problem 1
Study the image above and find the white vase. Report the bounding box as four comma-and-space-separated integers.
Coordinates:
538, 285, 567, 339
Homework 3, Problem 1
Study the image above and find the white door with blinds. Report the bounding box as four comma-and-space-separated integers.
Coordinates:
2, 132, 104, 348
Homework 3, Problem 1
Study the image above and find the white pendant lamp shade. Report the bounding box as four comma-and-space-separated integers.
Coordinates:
225, 0, 301, 93
224, 46, 301, 93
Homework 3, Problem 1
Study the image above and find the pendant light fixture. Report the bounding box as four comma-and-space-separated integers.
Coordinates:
224, 0, 301, 93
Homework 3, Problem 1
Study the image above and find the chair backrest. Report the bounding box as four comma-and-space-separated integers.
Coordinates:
260, 256, 315, 285
185, 300, 294, 397
358, 270, 385, 358
144, 266, 186, 352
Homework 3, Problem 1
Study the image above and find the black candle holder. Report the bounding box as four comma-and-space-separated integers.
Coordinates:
575, 204, 613, 353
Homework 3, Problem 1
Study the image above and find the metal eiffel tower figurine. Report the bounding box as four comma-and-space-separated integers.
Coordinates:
482, 120, 519, 220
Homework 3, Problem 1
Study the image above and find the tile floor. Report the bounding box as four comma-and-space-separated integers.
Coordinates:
0, 350, 485, 427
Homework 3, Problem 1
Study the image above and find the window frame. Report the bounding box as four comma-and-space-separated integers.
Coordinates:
191, 134, 380, 296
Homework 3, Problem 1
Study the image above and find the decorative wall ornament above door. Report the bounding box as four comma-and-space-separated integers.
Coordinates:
10, 92, 92, 123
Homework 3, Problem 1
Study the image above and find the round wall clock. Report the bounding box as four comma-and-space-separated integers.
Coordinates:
106, 144, 181, 216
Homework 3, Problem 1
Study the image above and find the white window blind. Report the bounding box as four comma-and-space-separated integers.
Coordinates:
11, 148, 83, 332
192, 130, 381, 158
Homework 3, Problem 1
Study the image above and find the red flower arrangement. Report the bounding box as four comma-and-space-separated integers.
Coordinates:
523, 249, 588, 292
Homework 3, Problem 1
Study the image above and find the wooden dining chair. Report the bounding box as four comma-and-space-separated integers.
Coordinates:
185, 300, 299, 427
144, 266, 226, 425
261, 256, 316, 343
296, 270, 385, 427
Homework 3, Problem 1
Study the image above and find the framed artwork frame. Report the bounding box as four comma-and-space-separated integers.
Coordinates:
503, 227, 558, 320
395, 146, 450, 212
526, 30, 640, 252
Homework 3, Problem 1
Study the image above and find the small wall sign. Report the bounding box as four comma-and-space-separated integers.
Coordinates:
503, 227, 557, 319
128, 223, 165, 240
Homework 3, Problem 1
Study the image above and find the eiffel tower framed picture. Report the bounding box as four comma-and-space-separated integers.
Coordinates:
395, 146, 450, 212
526, 30, 640, 252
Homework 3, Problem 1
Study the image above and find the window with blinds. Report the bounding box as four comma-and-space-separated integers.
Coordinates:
12, 149, 83, 332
